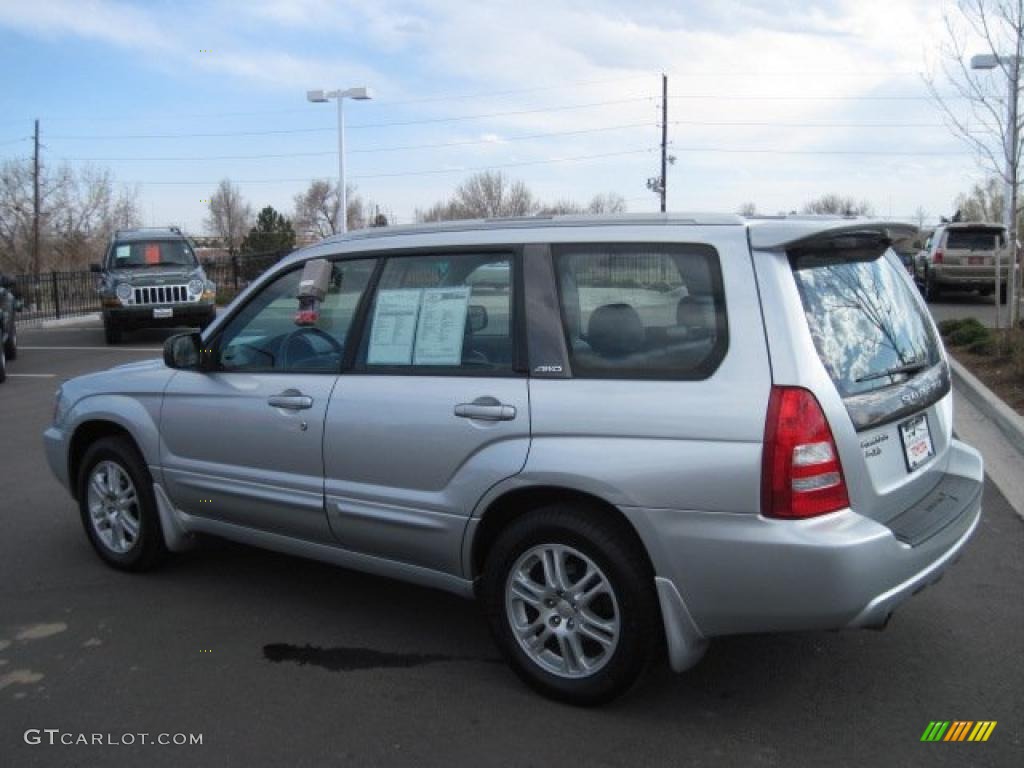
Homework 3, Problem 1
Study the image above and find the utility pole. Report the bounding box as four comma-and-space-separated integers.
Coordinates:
32, 118, 40, 277
660, 73, 668, 213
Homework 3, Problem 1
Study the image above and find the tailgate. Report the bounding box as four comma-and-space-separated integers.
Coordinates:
786, 233, 956, 536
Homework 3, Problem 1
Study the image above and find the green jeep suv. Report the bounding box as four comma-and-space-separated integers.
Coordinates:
93, 227, 216, 344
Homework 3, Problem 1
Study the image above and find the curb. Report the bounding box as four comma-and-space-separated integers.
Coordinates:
949, 356, 1024, 457
37, 313, 101, 329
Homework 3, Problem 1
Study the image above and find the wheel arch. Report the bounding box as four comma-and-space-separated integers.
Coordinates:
466, 484, 656, 585
68, 419, 142, 501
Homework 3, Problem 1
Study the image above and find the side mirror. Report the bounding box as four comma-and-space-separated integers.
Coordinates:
164, 332, 202, 370
467, 304, 488, 333
89, 263, 102, 273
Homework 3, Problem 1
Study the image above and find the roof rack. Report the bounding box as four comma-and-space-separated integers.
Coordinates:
113, 226, 183, 238
320, 213, 743, 246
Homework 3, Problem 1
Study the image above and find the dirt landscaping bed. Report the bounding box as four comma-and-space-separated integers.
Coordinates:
938, 318, 1024, 417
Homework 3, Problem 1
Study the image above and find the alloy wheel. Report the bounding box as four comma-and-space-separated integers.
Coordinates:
505, 543, 621, 679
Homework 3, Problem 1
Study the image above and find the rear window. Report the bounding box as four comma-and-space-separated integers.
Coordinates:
945, 229, 1002, 250
791, 249, 940, 397
554, 243, 727, 379
109, 240, 196, 268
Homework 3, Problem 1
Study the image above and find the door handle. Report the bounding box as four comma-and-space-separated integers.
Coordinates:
268, 389, 314, 410
454, 396, 516, 421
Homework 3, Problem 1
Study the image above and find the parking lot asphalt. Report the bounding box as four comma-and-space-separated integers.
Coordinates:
1, 319, 1022, 768
926, 289, 1003, 328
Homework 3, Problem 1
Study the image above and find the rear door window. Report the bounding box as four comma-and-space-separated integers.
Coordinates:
791, 249, 941, 398
553, 243, 727, 379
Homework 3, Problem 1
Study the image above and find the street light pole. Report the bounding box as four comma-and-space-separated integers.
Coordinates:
307, 86, 373, 236
337, 95, 347, 234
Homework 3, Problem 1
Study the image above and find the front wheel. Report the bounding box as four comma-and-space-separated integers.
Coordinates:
77, 436, 166, 571
103, 319, 122, 345
3, 318, 15, 360
481, 506, 660, 705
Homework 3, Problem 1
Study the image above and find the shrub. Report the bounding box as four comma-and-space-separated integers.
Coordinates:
948, 319, 991, 347
966, 336, 996, 356
936, 318, 968, 336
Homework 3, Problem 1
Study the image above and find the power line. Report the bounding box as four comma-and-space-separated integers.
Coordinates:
0, 74, 658, 126
667, 143, 971, 157
668, 94, 960, 101
44, 97, 655, 141
63, 122, 658, 162
118, 147, 657, 185
671, 120, 946, 129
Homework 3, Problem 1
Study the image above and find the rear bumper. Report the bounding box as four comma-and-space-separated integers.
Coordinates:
932, 265, 1012, 287
622, 440, 983, 669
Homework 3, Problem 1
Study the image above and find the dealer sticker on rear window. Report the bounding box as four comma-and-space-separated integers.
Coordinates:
899, 413, 935, 472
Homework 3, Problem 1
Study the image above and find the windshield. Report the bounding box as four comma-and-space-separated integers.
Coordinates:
108, 240, 196, 268
791, 249, 941, 398
945, 229, 1002, 250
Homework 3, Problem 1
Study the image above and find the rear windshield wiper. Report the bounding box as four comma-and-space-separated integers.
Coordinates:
856, 361, 929, 383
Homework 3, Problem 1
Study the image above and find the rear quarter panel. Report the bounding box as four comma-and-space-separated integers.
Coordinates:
525, 226, 772, 514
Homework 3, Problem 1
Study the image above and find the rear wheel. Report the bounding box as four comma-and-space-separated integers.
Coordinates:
0, 339, 6, 383
481, 505, 659, 705
77, 436, 166, 571
924, 269, 942, 302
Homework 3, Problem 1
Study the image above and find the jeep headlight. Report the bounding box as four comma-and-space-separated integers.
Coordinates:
115, 282, 133, 303
188, 278, 205, 296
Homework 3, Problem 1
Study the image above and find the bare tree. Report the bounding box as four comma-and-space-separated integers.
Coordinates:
0, 158, 138, 273
737, 202, 758, 217
925, 0, 1024, 325
587, 192, 627, 214
913, 205, 931, 229
205, 179, 252, 257
801, 194, 874, 216
293, 180, 372, 239
955, 176, 1006, 222
454, 171, 536, 218
49, 164, 140, 269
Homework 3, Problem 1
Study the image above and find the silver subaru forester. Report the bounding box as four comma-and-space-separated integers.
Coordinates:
43, 214, 983, 705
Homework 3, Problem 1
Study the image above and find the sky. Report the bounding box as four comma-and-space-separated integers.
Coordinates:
0, 0, 1000, 233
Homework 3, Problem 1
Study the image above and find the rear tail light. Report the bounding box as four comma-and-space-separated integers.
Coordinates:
933, 249, 944, 264
762, 386, 849, 519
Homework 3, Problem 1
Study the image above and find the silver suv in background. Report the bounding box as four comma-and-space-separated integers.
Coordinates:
914, 222, 1012, 302
44, 214, 983, 704
91, 227, 216, 344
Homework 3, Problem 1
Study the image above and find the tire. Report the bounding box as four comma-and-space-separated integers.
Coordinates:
104, 319, 122, 345
3, 317, 15, 360
77, 436, 167, 571
481, 505, 659, 706
0, 340, 6, 383
924, 270, 942, 302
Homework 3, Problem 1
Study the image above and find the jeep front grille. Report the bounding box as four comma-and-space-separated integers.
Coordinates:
133, 285, 189, 305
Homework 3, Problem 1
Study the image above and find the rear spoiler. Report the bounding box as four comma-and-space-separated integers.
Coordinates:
747, 220, 919, 253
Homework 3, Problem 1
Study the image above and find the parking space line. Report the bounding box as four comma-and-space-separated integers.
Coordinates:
6, 373, 58, 378
20, 346, 161, 352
